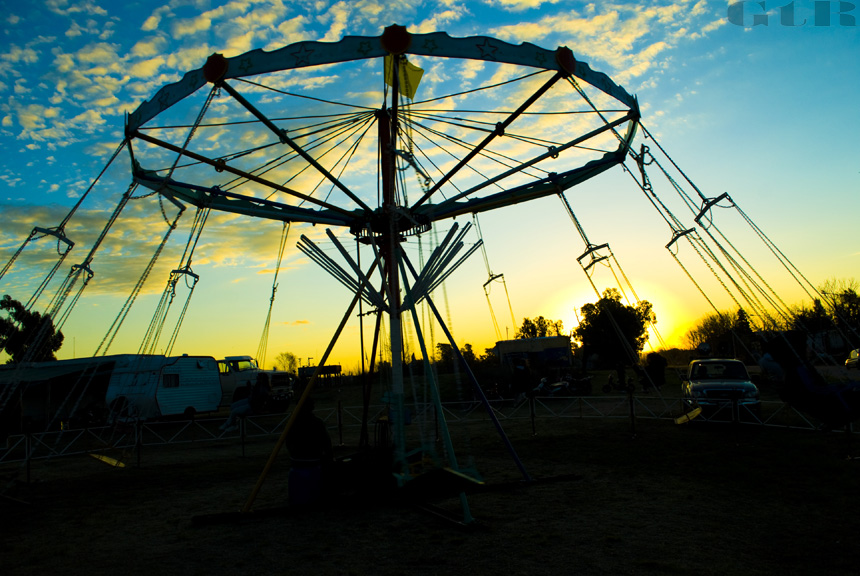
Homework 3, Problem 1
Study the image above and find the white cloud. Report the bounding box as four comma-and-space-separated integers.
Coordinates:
130, 37, 167, 59
487, 1, 723, 89
69, 108, 106, 128
129, 56, 166, 79
1, 44, 40, 65
488, 0, 562, 12
174, 15, 213, 37
261, 15, 311, 50
141, 15, 161, 32
692, 18, 726, 39
414, 8, 467, 34
76, 42, 121, 65
45, 0, 108, 17
16, 103, 60, 131
164, 45, 213, 74
224, 30, 256, 57
92, 95, 119, 108
52, 51, 76, 73
66, 21, 84, 38
318, 1, 350, 42
48, 79, 67, 104
98, 22, 116, 41
29, 36, 58, 48
232, 1, 287, 32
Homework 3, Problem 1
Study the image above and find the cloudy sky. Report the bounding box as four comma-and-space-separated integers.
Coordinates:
0, 0, 857, 371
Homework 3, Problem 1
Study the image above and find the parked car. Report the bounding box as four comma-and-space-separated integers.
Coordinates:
682, 358, 761, 421
846, 349, 859, 370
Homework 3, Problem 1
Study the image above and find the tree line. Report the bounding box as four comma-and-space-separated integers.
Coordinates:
684, 278, 859, 359
5, 276, 855, 373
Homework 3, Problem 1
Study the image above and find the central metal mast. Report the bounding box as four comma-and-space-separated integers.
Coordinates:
379, 44, 407, 471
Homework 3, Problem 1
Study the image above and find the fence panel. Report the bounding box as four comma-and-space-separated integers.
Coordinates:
0, 396, 834, 468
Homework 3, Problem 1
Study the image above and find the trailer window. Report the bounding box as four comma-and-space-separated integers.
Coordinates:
163, 374, 180, 388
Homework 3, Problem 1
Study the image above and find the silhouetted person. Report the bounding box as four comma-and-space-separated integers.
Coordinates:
644, 352, 668, 391
219, 372, 272, 432
286, 398, 333, 507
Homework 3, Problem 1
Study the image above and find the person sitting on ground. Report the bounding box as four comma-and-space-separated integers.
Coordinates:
287, 399, 332, 463
286, 398, 333, 507
644, 352, 668, 391
219, 372, 272, 432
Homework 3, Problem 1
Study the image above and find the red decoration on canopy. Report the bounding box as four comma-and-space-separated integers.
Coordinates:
380, 24, 411, 55
556, 46, 576, 77
203, 53, 228, 83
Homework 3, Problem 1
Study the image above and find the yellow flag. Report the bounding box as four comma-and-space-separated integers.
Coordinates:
384, 55, 424, 100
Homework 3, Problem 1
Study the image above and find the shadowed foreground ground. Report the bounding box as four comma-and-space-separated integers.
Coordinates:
3, 415, 860, 575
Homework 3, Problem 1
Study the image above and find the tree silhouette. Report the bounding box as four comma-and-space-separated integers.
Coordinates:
820, 277, 860, 336
0, 295, 64, 364
573, 288, 652, 379
460, 343, 477, 366
685, 308, 757, 359
274, 351, 298, 374
685, 311, 735, 351
435, 342, 456, 373
435, 342, 480, 374
515, 316, 564, 339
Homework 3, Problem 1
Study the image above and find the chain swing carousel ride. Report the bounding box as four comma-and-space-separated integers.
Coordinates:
4, 24, 855, 520
116, 24, 640, 521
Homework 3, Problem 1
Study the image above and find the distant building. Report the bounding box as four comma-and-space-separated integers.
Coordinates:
298, 364, 342, 388
494, 336, 573, 373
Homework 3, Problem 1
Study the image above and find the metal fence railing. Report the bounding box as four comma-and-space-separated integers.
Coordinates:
0, 396, 838, 471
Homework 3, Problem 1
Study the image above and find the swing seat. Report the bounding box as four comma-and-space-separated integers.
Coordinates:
675, 406, 702, 425
89, 453, 126, 467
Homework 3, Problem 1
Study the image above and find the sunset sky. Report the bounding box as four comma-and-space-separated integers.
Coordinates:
1, 0, 857, 372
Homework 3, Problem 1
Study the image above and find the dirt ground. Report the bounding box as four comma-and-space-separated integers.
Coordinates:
3, 411, 860, 576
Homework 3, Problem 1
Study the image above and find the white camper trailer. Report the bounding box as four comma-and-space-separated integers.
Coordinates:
106, 355, 222, 421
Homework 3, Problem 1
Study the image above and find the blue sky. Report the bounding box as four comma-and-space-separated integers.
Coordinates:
0, 0, 857, 370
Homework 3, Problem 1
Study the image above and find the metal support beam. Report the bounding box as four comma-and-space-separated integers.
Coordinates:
217, 79, 373, 214
130, 130, 355, 218
411, 70, 565, 210
432, 112, 635, 213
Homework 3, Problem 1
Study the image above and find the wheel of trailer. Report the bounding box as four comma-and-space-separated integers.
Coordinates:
183, 406, 197, 421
